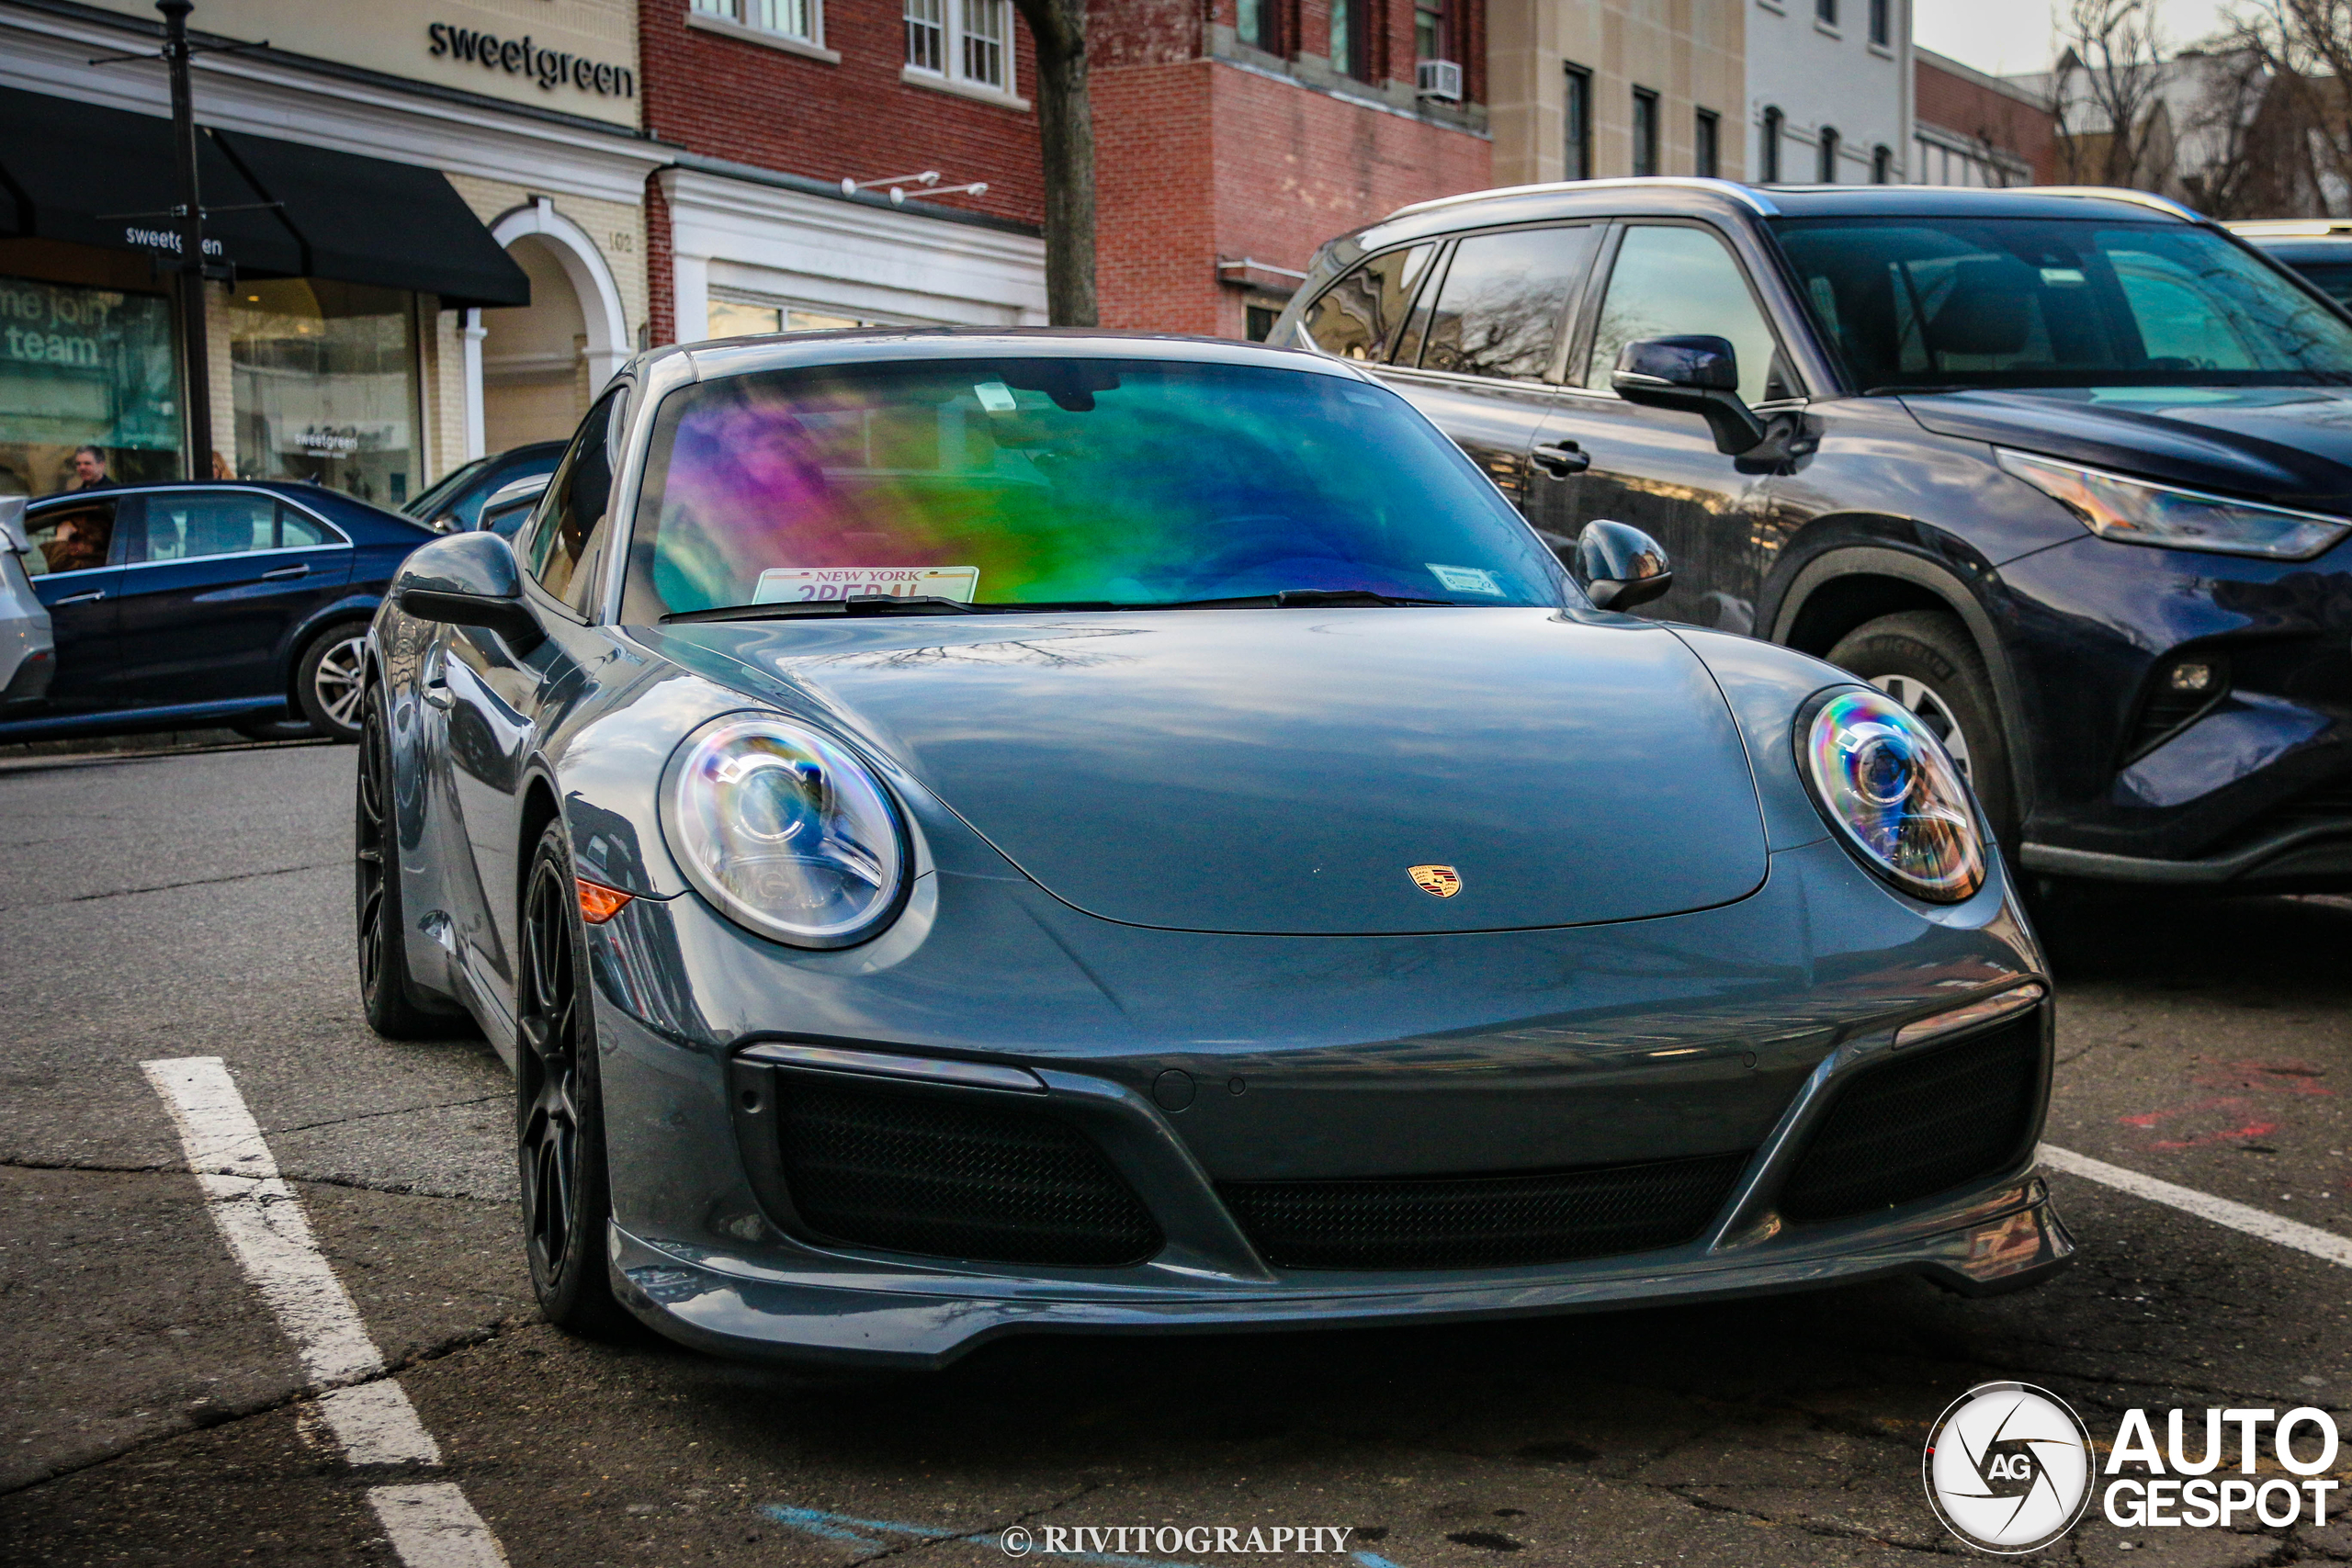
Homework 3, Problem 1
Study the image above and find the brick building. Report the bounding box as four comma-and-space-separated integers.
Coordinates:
1912, 47, 2054, 187
640, 0, 1492, 346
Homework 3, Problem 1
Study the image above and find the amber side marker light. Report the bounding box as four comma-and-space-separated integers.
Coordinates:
576, 878, 633, 924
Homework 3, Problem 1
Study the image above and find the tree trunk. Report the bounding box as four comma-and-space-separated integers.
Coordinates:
1013, 0, 1098, 327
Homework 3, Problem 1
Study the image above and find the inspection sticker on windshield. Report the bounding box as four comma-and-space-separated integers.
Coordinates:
1425, 563, 1501, 595
754, 567, 980, 604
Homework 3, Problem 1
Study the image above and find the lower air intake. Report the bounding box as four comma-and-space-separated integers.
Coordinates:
1219, 1151, 1751, 1270
1779, 1012, 2044, 1224
775, 1078, 1162, 1267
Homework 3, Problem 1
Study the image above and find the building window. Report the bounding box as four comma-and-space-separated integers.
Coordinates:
1694, 108, 1720, 178
1246, 304, 1280, 342
904, 0, 1011, 90
709, 299, 875, 337
1238, 0, 1269, 51
1414, 0, 1447, 62
0, 274, 181, 498
1330, 0, 1363, 78
229, 278, 422, 507
1631, 87, 1659, 177
1869, 0, 1890, 46
1817, 126, 1839, 182
1759, 106, 1782, 182
1563, 63, 1592, 180
696, 0, 820, 44
1815, 0, 1837, 24
1871, 143, 1893, 183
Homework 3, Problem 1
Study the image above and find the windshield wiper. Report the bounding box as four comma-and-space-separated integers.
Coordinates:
1156, 588, 1462, 610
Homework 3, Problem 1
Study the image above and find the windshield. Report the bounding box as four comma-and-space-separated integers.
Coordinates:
1770, 217, 2352, 390
619, 357, 1565, 620
402, 455, 488, 521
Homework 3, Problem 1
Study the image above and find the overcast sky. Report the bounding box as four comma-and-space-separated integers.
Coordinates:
1914, 0, 2236, 78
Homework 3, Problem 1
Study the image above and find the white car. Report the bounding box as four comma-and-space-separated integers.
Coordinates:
0, 498, 55, 709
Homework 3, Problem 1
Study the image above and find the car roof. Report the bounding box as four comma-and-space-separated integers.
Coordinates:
654, 326, 1374, 384
1335, 177, 2203, 256
2227, 220, 2352, 261
28, 479, 432, 534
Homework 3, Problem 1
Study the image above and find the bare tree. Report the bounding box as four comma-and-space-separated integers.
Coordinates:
1011, 0, 1098, 326
2053, 0, 2173, 188
2229, 0, 2352, 215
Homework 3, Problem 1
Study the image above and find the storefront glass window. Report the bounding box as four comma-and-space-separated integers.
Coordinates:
0, 275, 181, 499
707, 299, 877, 338
229, 278, 421, 508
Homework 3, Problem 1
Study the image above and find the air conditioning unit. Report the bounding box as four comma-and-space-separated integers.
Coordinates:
1417, 59, 1463, 102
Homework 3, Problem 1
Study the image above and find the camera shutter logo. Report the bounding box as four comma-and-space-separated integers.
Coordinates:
1923, 1382, 2094, 1553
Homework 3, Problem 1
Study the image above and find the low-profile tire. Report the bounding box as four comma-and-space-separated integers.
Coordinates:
356, 682, 447, 1041
516, 820, 631, 1337
295, 623, 371, 743
1826, 610, 2019, 852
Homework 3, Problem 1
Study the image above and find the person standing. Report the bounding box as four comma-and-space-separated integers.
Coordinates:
70, 446, 117, 491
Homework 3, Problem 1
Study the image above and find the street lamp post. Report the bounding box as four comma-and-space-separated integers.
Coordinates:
157, 0, 209, 481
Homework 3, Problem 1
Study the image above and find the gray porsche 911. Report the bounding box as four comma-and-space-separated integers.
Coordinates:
359, 330, 2069, 1367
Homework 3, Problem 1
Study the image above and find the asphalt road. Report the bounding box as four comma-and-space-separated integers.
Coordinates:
5, 741, 2352, 1566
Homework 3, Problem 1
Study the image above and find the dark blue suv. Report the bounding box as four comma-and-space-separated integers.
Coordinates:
1277, 179, 2352, 893
3, 480, 435, 744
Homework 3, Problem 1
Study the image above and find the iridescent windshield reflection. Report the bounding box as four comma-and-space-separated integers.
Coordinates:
620, 357, 1565, 620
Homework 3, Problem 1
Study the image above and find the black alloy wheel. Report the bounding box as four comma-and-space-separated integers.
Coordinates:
356, 683, 444, 1040
515, 821, 629, 1336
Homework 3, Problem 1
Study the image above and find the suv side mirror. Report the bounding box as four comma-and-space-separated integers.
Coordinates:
396, 530, 545, 653
1611, 335, 1769, 456
1573, 519, 1674, 611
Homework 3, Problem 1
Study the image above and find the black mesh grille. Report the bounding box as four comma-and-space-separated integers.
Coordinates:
775, 1078, 1162, 1267
1779, 1014, 2043, 1224
1218, 1152, 1751, 1270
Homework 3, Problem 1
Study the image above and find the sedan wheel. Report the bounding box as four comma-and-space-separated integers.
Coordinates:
355, 684, 445, 1039
515, 823, 628, 1334
298, 626, 370, 743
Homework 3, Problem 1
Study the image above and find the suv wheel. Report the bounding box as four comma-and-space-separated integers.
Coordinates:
295, 624, 370, 743
1826, 610, 2019, 852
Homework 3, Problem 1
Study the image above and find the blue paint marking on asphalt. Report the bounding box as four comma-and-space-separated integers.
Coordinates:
761, 1504, 1412, 1567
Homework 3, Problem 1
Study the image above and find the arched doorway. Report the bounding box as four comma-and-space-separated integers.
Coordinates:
470, 198, 629, 457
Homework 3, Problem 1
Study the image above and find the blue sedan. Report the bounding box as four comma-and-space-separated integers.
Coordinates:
364, 331, 2070, 1367
3, 479, 435, 743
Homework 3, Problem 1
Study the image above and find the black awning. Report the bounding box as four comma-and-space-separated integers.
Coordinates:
211, 130, 529, 309
0, 88, 530, 309
0, 87, 304, 276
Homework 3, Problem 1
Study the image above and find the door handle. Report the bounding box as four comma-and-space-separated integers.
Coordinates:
1531, 441, 1590, 478
261, 563, 309, 581
52, 590, 106, 605
421, 671, 453, 710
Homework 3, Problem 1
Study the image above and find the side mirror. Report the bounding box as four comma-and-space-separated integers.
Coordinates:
396, 530, 545, 653
479, 473, 551, 537
1573, 519, 1674, 612
1611, 335, 1769, 456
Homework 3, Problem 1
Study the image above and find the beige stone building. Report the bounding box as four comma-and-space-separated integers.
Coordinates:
1487, 0, 1746, 187
0, 0, 657, 505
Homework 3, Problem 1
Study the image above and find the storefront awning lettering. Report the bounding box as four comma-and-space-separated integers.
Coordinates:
0, 88, 530, 310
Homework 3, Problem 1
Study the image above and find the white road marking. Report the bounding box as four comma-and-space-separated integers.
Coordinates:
368, 1484, 511, 1568
2042, 1143, 2352, 1269
144, 1056, 506, 1565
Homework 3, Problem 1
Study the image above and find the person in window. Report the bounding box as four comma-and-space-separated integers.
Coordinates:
71, 446, 117, 491
41, 513, 109, 573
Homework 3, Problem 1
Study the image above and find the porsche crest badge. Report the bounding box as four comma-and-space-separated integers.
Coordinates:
1409, 864, 1462, 897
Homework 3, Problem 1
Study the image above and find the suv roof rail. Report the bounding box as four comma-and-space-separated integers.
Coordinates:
2225, 218, 2352, 237
2014, 186, 2205, 222
1386, 176, 1781, 223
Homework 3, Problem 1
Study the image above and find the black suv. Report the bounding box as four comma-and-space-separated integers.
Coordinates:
1276, 178, 2352, 892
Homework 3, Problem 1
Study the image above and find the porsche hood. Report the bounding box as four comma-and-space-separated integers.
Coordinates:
657, 608, 1771, 936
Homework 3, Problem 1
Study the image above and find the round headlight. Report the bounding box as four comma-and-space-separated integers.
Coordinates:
1801, 687, 1985, 904
662, 714, 908, 947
